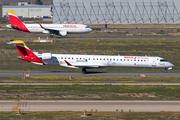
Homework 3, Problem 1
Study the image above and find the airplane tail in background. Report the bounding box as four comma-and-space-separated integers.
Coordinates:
7, 40, 45, 65
7, 10, 29, 32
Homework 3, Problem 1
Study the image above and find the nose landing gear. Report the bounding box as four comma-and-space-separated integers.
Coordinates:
164, 68, 167, 73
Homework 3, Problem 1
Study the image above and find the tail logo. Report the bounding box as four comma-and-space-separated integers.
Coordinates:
7, 10, 29, 32
8, 40, 45, 65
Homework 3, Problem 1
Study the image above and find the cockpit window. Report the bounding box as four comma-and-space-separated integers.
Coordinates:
85, 26, 89, 28
160, 59, 168, 62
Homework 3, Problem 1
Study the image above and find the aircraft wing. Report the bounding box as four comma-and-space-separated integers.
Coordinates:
38, 22, 60, 34
74, 65, 99, 68
64, 60, 99, 68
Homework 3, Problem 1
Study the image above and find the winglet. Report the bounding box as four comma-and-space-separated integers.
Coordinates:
64, 60, 72, 66
38, 22, 43, 28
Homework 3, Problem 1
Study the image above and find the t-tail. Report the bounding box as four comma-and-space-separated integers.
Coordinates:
7, 40, 45, 65
7, 10, 29, 32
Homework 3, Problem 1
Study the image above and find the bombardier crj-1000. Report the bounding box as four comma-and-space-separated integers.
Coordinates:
8, 40, 174, 73
6, 10, 92, 38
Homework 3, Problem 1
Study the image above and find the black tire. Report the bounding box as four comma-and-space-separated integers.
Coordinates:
164, 68, 167, 73
82, 68, 87, 74
50, 35, 53, 38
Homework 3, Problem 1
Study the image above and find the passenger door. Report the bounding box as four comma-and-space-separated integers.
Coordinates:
152, 59, 156, 67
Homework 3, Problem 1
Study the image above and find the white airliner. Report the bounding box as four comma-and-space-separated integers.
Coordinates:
6, 10, 92, 38
8, 40, 174, 73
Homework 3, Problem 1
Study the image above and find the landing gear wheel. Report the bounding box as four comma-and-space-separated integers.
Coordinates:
50, 34, 53, 38
82, 68, 87, 74
164, 68, 167, 73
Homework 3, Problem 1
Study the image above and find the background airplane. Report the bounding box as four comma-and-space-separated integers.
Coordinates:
8, 40, 174, 73
6, 10, 92, 38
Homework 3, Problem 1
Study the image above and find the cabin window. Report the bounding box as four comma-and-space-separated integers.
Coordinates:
65, 57, 66, 59
89, 58, 90, 60
113, 59, 115, 61
61, 57, 63, 59
131, 59, 133, 61
141, 60, 143, 62
134, 59, 136, 61
103, 58, 105, 60
107, 59, 109, 60
80, 58, 81, 60
124, 59, 125, 61
144, 60, 146, 62
68, 57, 70, 59
97, 58, 98, 60
120, 59, 122, 61
110, 59, 112, 61
76, 58, 78, 60
72, 58, 73, 60
83, 58, 85, 60
127, 59, 129, 61
100, 58, 102, 60
93, 58, 95, 60
117, 59, 118, 61
138, 60, 140, 61
160, 59, 168, 62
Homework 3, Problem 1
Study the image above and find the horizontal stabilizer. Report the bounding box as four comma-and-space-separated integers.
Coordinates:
7, 40, 27, 47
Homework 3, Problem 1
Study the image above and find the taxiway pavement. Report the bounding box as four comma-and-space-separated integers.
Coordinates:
0, 71, 179, 77
0, 100, 180, 112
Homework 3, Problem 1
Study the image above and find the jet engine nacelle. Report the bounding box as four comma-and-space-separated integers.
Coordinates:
42, 53, 52, 60
58, 31, 67, 36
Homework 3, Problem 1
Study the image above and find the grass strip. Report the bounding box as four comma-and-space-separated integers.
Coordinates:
1, 76, 180, 83
1, 111, 180, 120
0, 39, 180, 71
1, 85, 180, 100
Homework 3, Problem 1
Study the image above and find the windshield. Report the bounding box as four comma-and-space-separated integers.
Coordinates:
160, 59, 168, 62
85, 26, 90, 28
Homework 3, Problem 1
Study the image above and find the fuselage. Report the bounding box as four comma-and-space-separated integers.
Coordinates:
7, 24, 93, 34
6, 10, 93, 37
8, 40, 174, 73
40, 54, 174, 69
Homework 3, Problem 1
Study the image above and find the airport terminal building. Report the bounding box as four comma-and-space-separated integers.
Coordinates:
2, 2, 52, 18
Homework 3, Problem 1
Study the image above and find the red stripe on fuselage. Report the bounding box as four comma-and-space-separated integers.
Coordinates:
64, 60, 72, 66
9, 15, 30, 32
15, 46, 45, 65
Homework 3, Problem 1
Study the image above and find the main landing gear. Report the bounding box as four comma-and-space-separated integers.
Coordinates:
82, 68, 87, 74
50, 34, 53, 38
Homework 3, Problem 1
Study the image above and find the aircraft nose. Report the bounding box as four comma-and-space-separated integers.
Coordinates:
89, 28, 93, 32
169, 62, 174, 67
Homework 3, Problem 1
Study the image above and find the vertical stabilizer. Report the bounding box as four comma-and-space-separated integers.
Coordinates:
7, 40, 45, 65
7, 10, 29, 32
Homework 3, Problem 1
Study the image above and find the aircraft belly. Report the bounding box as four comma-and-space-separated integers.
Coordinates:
29, 30, 42, 33
42, 60, 60, 66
